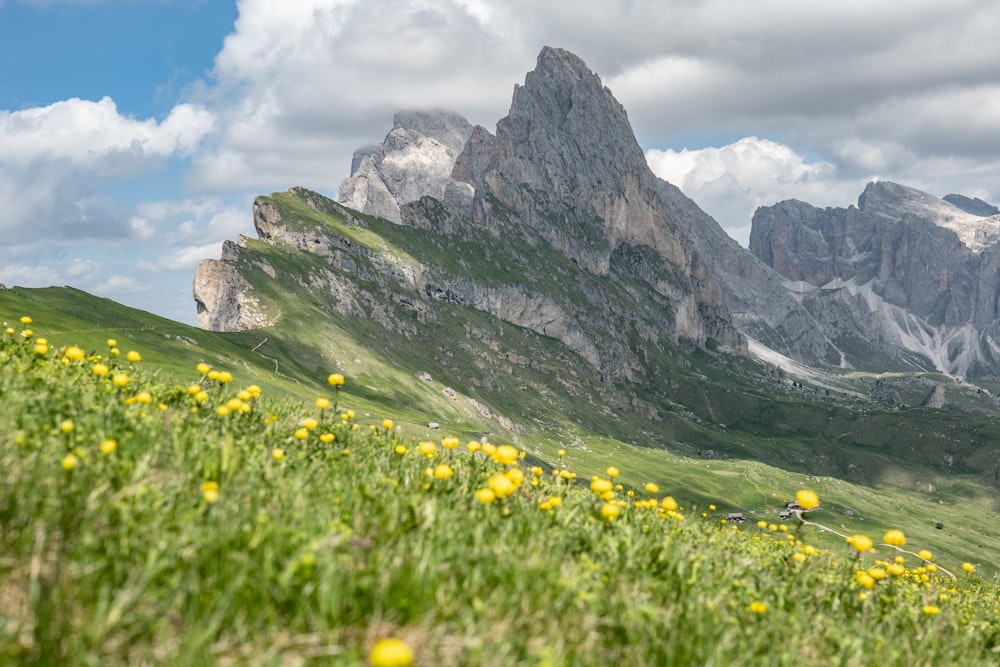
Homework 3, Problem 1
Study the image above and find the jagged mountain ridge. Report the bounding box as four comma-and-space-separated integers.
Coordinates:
196, 47, 760, 384
195, 46, 1000, 392
751, 181, 1000, 378
328, 47, 839, 368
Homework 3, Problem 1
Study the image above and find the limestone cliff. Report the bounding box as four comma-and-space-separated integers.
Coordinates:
338, 110, 474, 223
751, 181, 1000, 377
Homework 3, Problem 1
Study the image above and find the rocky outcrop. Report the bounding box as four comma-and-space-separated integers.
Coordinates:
338, 110, 474, 223
750, 182, 1000, 377
944, 194, 1000, 217
193, 240, 274, 331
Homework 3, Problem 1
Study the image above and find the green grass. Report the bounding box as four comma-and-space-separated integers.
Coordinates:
2, 318, 1000, 665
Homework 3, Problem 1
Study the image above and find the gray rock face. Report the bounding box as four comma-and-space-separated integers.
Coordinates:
472, 46, 742, 349
193, 240, 273, 332
750, 181, 1000, 377
944, 193, 999, 217
338, 110, 474, 223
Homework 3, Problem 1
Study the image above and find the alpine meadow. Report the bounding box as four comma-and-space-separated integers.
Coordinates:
5, 45, 1000, 666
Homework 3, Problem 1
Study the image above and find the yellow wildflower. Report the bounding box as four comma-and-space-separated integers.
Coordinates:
795, 489, 820, 510
600, 502, 621, 522
883, 529, 906, 546
201, 481, 220, 504
327, 373, 345, 386
847, 534, 873, 553
369, 638, 413, 667
494, 444, 519, 465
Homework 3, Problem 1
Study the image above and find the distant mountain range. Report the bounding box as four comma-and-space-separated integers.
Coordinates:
196, 46, 1000, 385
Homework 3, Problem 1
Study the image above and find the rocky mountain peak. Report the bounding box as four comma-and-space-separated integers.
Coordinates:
338, 109, 474, 223
483, 46, 669, 273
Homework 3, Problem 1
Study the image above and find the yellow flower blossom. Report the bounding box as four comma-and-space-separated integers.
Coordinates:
644, 482, 660, 494
327, 373, 345, 386
382, 419, 394, 430
126, 350, 141, 362
962, 562, 976, 573
590, 477, 613, 495
847, 534, 873, 553
918, 549, 933, 561
748, 601, 767, 614
487, 473, 516, 499
442, 437, 459, 449
856, 571, 875, 590
201, 481, 220, 503
315, 397, 331, 410
606, 466, 620, 478
475, 488, 496, 504
600, 502, 621, 522
319, 433, 335, 444
922, 605, 941, 615
369, 638, 413, 667
433, 464, 454, 480
196, 362, 211, 374
272, 448, 285, 462
493, 444, 519, 465
394, 445, 407, 455
795, 489, 820, 510
883, 529, 906, 546
61, 454, 79, 471
99, 439, 117, 455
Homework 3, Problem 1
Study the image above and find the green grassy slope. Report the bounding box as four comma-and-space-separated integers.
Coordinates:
1, 316, 998, 665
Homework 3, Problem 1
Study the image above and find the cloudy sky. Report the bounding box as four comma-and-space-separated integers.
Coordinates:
2, 0, 999, 325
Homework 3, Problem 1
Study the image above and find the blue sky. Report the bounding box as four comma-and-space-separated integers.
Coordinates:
2, 0, 1000, 326
0, 1, 236, 117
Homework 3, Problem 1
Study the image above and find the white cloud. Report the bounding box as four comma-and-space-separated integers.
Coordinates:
647, 138, 862, 246
0, 97, 213, 168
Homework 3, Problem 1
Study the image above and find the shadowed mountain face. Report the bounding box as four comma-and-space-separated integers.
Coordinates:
751, 181, 1000, 378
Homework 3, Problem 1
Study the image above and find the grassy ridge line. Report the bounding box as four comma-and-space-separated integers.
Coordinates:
3, 314, 1000, 665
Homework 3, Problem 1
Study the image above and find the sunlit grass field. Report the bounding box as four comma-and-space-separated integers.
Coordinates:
3, 315, 1000, 666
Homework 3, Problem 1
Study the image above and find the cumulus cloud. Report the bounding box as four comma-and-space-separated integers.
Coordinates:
646, 138, 864, 246
0, 97, 213, 167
